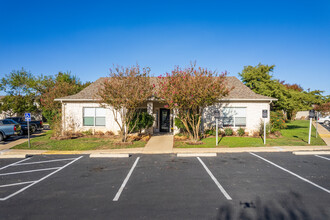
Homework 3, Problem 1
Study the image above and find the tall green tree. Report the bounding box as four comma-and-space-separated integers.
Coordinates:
239, 63, 328, 119
0, 68, 39, 116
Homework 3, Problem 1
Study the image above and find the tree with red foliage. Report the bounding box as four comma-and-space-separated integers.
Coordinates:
315, 102, 330, 115
156, 63, 230, 142
97, 65, 153, 142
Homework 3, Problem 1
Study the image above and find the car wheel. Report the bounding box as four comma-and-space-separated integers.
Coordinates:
19, 129, 24, 136
324, 120, 330, 126
31, 125, 36, 133
0, 133, 4, 142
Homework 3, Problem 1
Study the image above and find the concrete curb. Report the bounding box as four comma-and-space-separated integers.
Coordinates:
90, 153, 130, 158
293, 151, 330, 155
177, 153, 217, 157
0, 154, 27, 158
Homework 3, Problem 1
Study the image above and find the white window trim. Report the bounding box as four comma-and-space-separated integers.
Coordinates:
221, 107, 247, 128
83, 107, 106, 127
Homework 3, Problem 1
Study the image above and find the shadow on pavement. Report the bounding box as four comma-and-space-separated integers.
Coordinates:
216, 192, 328, 220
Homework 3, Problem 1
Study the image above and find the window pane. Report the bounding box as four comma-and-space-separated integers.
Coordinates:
84, 108, 95, 117
95, 117, 105, 126
96, 108, 106, 117
222, 117, 234, 127
235, 108, 246, 117
235, 117, 246, 127
83, 117, 94, 126
222, 107, 234, 117
2, 120, 11, 124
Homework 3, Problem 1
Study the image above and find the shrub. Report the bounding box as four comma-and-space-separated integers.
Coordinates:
237, 128, 245, 136
270, 111, 287, 132
105, 131, 115, 136
129, 111, 154, 134
174, 117, 193, 134
94, 131, 104, 136
204, 128, 216, 136
128, 135, 141, 141
82, 129, 93, 136
252, 131, 260, 137
224, 128, 233, 136
259, 120, 270, 136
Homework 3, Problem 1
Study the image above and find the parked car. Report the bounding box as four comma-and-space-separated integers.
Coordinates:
2, 119, 32, 135
0, 119, 20, 141
6, 117, 43, 133
318, 115, 330, 126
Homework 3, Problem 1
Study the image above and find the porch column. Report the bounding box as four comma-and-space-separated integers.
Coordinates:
147, 102, 154, 134
173, 108, 180, 135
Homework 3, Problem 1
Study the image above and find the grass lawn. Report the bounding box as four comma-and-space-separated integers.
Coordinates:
13, 131, 146, 151
175, 120, 326, 148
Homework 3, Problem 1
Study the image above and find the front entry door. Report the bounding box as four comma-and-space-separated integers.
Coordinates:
160, 109, 170, 132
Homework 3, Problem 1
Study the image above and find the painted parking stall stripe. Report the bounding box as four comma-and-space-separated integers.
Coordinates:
315, 155, 330, 161
250, 152, 330, 194
0, 158, 31, 171
13, 157, 80, 166
0, 181, 35, 188
197, 157, 232, 200
0, 156, 83, 201
113, 157, 140, 201
0, 167, 61, 176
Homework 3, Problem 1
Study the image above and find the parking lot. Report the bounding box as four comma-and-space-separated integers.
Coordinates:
321, 123, 330, 132
0, 152, 329, 220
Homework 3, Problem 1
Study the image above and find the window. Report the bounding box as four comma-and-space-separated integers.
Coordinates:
83, 108, 106, 126
222, 107, 246, 127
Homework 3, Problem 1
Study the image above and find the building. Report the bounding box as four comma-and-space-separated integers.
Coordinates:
55, 76, 276, 135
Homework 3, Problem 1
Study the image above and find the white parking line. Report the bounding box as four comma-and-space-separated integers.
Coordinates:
113, 157, 140, 201
13, 157, 78, 166
0, 158, 31, 171
0, 167, 61, 176
0, 181, 36, 188
197, 157, 232, 200
0, 156, 83, 201
249, 152, 330, 194
315, 155, 330, 161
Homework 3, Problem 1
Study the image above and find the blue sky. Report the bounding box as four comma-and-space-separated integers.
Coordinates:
0, 0, 329, 95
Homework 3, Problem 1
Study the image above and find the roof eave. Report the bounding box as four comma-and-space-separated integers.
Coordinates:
54, 98, 101, 102
221, 98, 278, 101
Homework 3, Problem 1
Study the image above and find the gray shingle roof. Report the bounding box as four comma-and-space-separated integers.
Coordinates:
55, 76, 276, 101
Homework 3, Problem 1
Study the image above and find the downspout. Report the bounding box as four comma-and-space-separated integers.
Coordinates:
62, 101, 66, 136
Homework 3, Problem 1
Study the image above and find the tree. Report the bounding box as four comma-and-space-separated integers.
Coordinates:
97, 65, 153, 142
315, 102, 330, 115
156, 63, 230, 142
40, 72, 90, 127
0, 68, 40, 116
238, 63, 329, 120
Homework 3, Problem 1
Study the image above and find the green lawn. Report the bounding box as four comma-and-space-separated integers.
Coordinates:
175, 120, 326, 148
13, 131, 146, 151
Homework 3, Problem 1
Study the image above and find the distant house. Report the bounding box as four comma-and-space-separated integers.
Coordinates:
55, 76, 277, 135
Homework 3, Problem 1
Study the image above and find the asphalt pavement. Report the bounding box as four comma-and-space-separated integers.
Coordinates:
0, 153, 329, 220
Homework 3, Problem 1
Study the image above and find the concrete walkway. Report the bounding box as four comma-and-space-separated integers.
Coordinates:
313, 122, 330, 146
142, 135, 174, 154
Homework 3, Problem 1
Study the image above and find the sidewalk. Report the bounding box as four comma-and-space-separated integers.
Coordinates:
142, 135, 174, 154
2, 145, 330, 157
1, 127, 330, 156
313, 122, 330, 146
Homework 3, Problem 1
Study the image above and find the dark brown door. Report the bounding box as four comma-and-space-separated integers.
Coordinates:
160, 109, 170, 132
